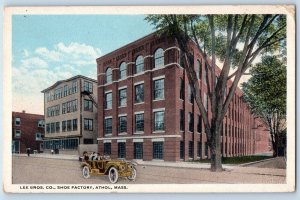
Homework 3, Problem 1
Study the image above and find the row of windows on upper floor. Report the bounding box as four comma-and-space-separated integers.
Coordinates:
45, 118, 93, 134
13, 129, 44, 141
102, 47, 209, 85
45, 80, 93, 102
14, 117, 44, 128
46, 99, 94, 117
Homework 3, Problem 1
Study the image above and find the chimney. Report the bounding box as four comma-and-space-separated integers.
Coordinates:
22, 110, 26, 113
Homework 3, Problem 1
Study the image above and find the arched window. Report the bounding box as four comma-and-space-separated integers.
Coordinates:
154, 48, 164, 68
119, 62, 127, 79
106, 67, 112, 83
135, 56, 144, 74
197, 60, 201, 79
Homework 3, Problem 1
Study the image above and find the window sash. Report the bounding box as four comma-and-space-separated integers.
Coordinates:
104, 118, 112, 134
105, 93, 112, 109
154, 111, 164, 131
135, 84, 144, 103
135, 114, 144, 132
118, 142, 126, 158
118, 116, 127, 133
153, 142, 164, 159
153, 79, 164, 100
104, 143, 111, 155
134, 143, 143, 159
119, 89, 127, 107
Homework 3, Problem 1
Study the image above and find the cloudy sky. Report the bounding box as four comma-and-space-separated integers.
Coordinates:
12, 15, 154, 114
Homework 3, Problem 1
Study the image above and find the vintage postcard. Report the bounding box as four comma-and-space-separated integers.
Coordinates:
3, 5, 295, 193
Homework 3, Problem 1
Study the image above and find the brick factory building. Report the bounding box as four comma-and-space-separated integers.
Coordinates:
12, 111, 44, 154
96, 32, 271, 161
41, 75, 98, 154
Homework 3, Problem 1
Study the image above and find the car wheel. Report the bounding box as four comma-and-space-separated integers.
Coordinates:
108, 167, 119, 184
82, 166, 90, 179
127, 167, 137, 181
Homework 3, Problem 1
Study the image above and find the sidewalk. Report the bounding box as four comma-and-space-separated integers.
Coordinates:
14, 153, 79, 161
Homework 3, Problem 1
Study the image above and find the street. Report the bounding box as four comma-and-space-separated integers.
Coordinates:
12, 156, 286, 184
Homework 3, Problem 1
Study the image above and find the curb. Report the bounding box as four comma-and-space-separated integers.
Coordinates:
239, 157, 276, 167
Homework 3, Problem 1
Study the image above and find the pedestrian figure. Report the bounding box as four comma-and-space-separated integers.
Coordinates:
51, 149, 54, 155
26, 148, 30, 157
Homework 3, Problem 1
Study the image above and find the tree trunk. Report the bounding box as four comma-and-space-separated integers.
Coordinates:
272, 139, 278, 157
210, 128, 223, 172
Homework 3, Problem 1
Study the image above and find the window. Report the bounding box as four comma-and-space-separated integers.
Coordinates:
36, 133, 43, 141
197, 142, 202, 158
50, 123, 55, 133
204, 93, 208, 111
188, 112, 194, 132
55, 122, 60, 133
67, 120, 72, 131
62, 103, 66, 114
153, 142, 164, 160
180, 141, 184, 159
15, 117, 21, 126
119, 62, 127, 79
189, 141, 194, 158
84, 81, 93, 93
154, 111, 164, 131
135, 56, 144, 74
84, 119, 93, 131
180, 78, 184, 100
134, 143, 143, 159
188, 84, 194, 104
106, 67, 112, 83
104, 143, 111, 155
118, 89, 127, 107
38, 120, 44, 127
15, 130, 21, 138
72, 81, 77, 93
118, 116, 127, 133
46, 124, 50, 133
64, 85, 68, 97
105, 92, 112, 109
197, 59, 201, 79
73, 119, 78, 131
135, 113, 144, 132
47, 105, 60, 117
84, 99, 93, 111
118, 142, 126, 158
180, 109, 185, 131
135, 84, 144, 103
43, 138, 78, 150
154, 48, 164, 68
104, 118, 112, 135
153, 79, 164, 100
197, 115, 202, 133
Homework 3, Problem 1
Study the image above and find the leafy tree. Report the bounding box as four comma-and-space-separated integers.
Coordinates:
242, 56, 286, 157
145, 14, 286, 171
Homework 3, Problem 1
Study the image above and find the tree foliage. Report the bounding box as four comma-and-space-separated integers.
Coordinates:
145, 14, 286, 171
242, 56, 286, 156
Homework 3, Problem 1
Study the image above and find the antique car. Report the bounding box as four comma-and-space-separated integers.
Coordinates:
80, 157, 137, 184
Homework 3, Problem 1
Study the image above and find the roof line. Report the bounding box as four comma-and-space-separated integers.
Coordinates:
41, 75, 97, 93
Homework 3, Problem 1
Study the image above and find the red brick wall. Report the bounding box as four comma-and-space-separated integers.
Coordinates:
96, 32, 271, 161
12, 112, 44, 153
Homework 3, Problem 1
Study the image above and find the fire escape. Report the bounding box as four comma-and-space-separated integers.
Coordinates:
81, 89, 98, 109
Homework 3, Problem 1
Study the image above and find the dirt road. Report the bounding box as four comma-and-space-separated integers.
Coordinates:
12, 156, 286, 184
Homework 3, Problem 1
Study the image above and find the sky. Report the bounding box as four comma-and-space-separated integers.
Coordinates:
12, 15, 155, 114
